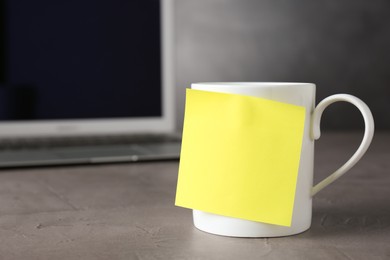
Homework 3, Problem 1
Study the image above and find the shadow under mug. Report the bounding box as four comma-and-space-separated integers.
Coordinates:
191, 82, 374, 237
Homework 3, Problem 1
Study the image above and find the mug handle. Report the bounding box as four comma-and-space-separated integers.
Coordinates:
310, 94, 375, 196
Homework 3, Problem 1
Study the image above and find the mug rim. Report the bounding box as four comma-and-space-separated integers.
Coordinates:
192, 82, 315, 88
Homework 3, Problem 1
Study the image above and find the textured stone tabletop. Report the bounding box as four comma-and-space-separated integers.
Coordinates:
0, 132, 389, 260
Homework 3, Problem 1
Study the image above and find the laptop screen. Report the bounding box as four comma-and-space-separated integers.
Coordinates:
0, 0, 162, 121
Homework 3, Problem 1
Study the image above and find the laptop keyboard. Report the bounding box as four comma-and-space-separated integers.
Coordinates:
0, 134, 182, 150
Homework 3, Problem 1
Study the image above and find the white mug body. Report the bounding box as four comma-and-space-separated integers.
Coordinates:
191, 82, 316, 237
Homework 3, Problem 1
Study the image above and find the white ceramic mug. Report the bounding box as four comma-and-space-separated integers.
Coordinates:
191, 82, 374, 237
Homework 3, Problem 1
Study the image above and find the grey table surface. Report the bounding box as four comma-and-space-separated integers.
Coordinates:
0, 132, 389, 260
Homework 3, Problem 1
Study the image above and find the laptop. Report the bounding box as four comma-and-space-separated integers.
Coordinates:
0, 0, 181, 168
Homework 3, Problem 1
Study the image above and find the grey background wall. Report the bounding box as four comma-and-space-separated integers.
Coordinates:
174, 0, 390, 130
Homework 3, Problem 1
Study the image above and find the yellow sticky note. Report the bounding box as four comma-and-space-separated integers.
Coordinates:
175, 89, 306, 226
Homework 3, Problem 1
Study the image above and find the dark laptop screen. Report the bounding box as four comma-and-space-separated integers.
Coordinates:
0, 0, 162, 120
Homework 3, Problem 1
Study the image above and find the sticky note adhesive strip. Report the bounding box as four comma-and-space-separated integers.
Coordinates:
175, 89, 306, 227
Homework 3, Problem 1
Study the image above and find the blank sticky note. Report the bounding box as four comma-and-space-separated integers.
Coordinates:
175, 89, 306, 226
